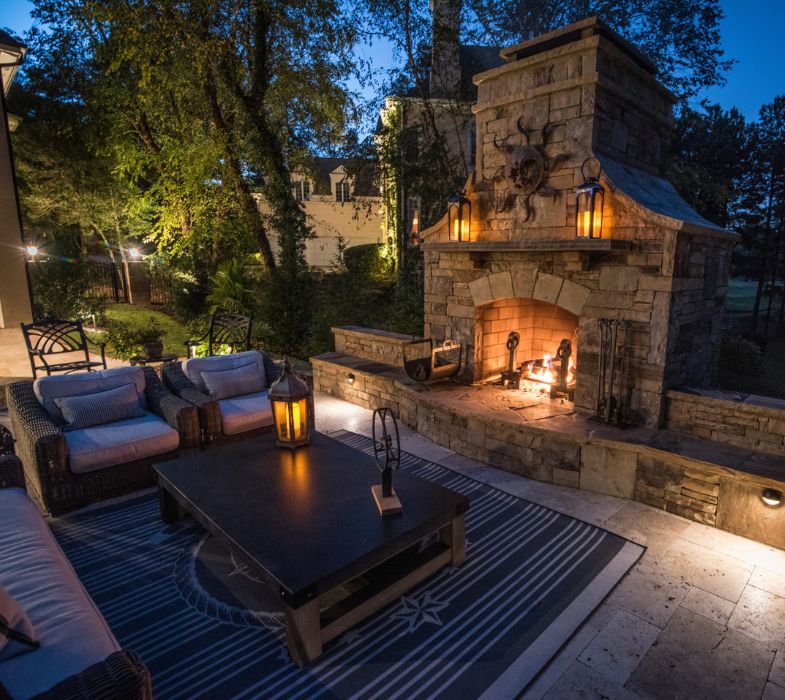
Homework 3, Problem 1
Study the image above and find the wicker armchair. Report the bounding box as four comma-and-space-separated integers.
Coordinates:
6, 367, 200, 516
0, 454, 25, 489
162, 354, 283, 445
30, 650, 152, 700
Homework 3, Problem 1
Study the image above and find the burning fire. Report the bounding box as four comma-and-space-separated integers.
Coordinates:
523, 352, 576, 386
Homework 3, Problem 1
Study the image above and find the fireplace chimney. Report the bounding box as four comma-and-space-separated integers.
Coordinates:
430, 0, 461, 99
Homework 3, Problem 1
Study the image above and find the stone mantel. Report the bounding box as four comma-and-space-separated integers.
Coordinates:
420, 239, 631, 253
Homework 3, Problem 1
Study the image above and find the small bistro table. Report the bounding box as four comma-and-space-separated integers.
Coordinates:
128, 353, 179, 368
154, 431, 469, 666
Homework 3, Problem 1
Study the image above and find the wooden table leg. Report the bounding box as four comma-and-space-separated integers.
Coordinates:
159, 486, 185, 524
440, 514, 466, 566
284, 598, 322, 667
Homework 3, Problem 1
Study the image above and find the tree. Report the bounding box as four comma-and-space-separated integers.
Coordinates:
467, 0, 733, 103
735, 97, 785, 337
668, 104, 749, 230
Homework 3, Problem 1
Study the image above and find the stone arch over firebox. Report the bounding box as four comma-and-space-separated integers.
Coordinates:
467, 269, 591, 317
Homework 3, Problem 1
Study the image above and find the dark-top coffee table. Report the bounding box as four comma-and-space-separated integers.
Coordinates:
154, 431, 469, 665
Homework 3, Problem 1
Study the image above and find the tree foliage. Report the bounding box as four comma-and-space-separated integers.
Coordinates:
466, 0, 732, 103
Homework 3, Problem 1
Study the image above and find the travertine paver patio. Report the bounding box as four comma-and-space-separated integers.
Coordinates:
315, 394, 785, 700
1, 391, 784, 698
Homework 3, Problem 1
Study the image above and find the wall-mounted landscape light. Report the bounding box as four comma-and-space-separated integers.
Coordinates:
26, 245, 38, 259
576, 158, 604, 239
761, 488, 782, 508
346, 373, 355, 385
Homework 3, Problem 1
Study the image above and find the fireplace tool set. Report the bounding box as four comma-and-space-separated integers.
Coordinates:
594, 318, 630, 426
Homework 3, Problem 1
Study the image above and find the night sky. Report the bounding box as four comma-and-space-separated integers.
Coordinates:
3, 0, 783, 122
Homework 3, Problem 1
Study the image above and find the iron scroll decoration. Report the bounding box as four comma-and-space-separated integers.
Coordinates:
486, 116, 569, 221
372, 407, 401, 501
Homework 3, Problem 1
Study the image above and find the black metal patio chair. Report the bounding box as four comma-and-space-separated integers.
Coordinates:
21, 319, 107, 379
184, 311, 252, 357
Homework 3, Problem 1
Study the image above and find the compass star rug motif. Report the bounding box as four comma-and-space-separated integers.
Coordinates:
49, 431, 642, 699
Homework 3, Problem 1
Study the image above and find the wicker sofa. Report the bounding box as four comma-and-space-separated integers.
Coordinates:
6, 366, 200, 516
162, 351, 283, 445
0, 455, 151, 699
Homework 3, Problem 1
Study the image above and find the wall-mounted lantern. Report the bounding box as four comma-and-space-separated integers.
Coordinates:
576, 158, 604, 239
269, 357, 311, 449
448, 192, 471, 242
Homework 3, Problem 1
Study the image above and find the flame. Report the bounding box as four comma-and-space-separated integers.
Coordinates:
523, 352, 575, 386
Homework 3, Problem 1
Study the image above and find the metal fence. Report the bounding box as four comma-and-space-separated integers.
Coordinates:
84, 259, 127, 303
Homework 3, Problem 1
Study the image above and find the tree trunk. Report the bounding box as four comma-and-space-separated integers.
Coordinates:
202, 72, 276, 270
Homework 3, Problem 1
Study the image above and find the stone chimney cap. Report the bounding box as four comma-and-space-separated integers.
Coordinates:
499, 16, 656, 75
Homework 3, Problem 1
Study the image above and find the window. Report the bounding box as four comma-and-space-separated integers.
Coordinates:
293, 180, 310, 202
335, 180, 351, 203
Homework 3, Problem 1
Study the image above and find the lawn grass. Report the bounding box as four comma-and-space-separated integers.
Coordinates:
101, 304, 190, 359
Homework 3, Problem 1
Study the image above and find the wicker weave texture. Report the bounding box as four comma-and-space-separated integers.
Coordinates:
29, 650, 152, 700
6, 372, 199, 516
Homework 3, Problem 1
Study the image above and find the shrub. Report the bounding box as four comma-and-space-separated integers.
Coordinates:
206, 259, 256, 315
170, 270, 209, 320
102, 317, 164, 360
29, 260, 92, 320
342, 243, 393, 279
719, 335, 763, 376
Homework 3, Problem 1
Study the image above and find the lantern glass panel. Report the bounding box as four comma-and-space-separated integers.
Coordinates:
448, 196, 470, 242
272, 397, 309, 445
576, 184, 604, 238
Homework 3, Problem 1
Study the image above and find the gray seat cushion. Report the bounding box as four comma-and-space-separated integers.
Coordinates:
182, 351, 266, 393
0, 488, 121, 698
66, 413, 180, 474
34, 366, 147, 425
218, 391, 273, 435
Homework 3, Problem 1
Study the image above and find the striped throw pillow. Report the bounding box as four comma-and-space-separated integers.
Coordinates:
200, 362, 265, 400
54, 382, 146, 431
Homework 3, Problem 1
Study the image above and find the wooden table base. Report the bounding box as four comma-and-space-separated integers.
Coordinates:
284, 513, 466, 667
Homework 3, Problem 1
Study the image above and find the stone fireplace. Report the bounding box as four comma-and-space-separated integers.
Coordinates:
419, 17, 736, 428
311, 16, 785, 551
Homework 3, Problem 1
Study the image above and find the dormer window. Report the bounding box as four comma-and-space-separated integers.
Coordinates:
294, 180, 310, 202
336, 180, 351, 203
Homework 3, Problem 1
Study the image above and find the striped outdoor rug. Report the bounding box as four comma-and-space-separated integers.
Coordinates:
50, 431, 642, 699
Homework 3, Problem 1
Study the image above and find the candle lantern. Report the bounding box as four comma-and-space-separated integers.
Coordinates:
447, 192, 471, 242
576, 158, 604, 239
268, 357, 311, 448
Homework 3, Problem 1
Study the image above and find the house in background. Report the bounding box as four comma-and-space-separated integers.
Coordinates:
257, 157, 382, 270
0, 28, 32, 327
378, 0, 503, 266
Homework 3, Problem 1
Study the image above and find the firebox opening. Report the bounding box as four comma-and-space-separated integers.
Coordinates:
475, 298, 579, 400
